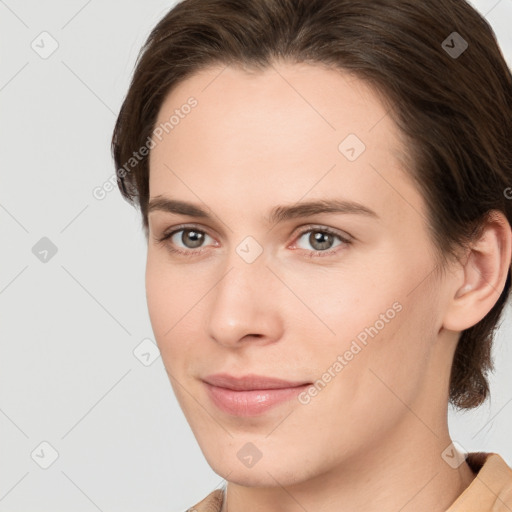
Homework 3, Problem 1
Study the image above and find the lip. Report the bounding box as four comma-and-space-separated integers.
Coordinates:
203, 373, 310, 390
202, 373, 312, 416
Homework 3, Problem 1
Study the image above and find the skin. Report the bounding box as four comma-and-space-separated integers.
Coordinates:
145, 61, 511, 512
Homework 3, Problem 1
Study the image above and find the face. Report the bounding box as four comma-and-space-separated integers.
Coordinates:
146, 62, 456, 487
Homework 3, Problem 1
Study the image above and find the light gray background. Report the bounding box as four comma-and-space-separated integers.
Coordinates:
1, 1, 511, 511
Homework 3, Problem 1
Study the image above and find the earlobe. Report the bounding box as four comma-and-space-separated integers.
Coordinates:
442, 211, 512, 332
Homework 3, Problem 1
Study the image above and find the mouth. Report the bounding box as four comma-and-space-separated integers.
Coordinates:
202, 373, 312, 416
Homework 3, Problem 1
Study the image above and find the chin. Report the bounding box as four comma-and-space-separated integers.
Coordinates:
202, 444, 315, 488
213, 462, 309, 488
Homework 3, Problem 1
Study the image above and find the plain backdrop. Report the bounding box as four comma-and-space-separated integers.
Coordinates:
1, 1, 512, 511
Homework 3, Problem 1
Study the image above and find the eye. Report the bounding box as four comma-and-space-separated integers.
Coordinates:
156, 225, 216, 256
292, 226, 351, 256
172, 228, 211, 249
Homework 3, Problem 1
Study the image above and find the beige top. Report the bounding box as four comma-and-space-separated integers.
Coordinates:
186, 452, 512, 512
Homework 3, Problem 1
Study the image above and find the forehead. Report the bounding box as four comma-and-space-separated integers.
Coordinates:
148, 61, 420, 225
151, 61, 396, 159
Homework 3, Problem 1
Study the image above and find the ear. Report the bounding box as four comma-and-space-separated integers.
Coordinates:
442, 210, 512, 332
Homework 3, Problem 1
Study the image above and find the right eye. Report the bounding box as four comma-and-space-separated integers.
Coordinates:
156, 225, 218, 257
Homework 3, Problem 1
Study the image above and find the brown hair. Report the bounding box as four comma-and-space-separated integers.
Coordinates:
111, 0, 512, 409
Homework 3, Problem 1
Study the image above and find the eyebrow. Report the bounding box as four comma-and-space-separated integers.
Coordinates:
148, 196, 379, 224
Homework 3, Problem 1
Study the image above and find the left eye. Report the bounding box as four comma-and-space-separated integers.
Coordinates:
294, 228, 348, 252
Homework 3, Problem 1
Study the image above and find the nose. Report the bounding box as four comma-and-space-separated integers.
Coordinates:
206, 252, 284, 349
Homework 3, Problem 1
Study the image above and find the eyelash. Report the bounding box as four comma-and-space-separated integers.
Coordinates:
155, 223, 352, 259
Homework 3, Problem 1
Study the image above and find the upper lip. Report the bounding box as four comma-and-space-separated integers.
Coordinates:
203, 373, 311, 391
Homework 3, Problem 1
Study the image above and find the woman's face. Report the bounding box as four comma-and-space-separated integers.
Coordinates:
146, 62, 458, 486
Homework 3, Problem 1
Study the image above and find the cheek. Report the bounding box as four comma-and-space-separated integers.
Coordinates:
347, 281, 440, 413
145, 253, 190, 355
290, 264, 400, 350
145, 252, 217, 372
298, 291, 438, 449
145, 251, 199, 333
145, 255, 172, 339
303, 256, 438, 392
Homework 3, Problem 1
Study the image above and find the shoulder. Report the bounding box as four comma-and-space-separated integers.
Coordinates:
185, 488, 224, 512
448, 452, 512, 511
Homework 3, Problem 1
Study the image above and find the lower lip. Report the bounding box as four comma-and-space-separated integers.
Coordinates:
204, 382, 311, 416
